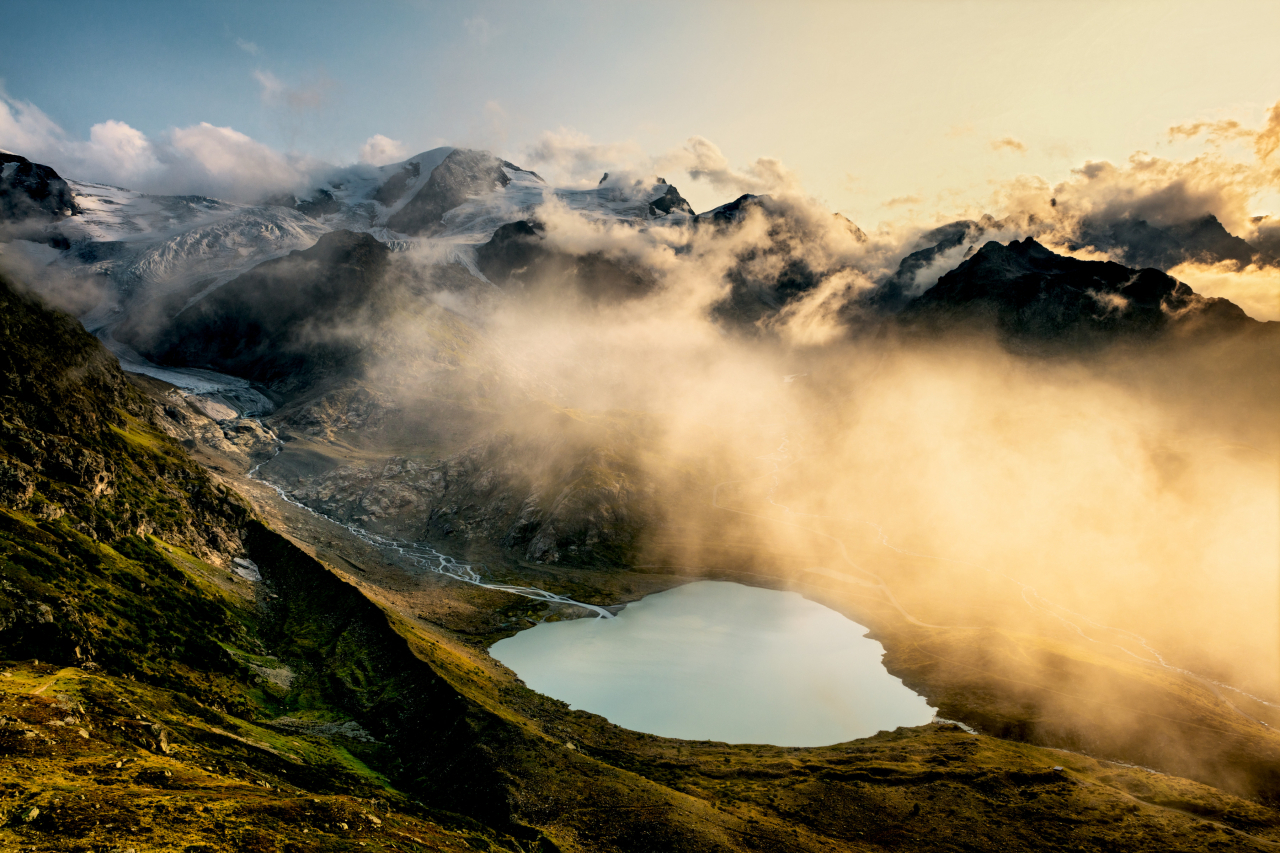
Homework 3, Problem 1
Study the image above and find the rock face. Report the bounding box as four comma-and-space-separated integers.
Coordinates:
692, 195, 869, 329
385, 149, 512, 236
0, 152, 79, 223
902, 237, 1257, 347
135, 230, 395, 392
647, 183, 694, 217
281, 411, 652, 566
295, 188, 342, 219
371, 159, 421, 207
1073, 214, 1270, 270
867, 220, 990, 313
474, 219, 656, 302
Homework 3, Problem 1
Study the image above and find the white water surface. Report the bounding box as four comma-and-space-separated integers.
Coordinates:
490, 581, 935, 746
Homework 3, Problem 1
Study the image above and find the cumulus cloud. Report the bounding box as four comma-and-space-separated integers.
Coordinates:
164, 122, 315, 200
359, 134, 408, 166
1257, 101, 1280, 164
0, 90, 322, 202
987, 100, 1280, 245
0, 90, 67, 163
990, 136, 1027, 154
1052, 153, 1258, 231
84, 119, 162, 186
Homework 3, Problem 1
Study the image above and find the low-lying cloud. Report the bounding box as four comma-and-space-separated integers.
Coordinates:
524, 130, 802, 201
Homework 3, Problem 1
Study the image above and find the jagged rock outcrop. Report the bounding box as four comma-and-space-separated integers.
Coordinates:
475, 219, 656, 302
648, 182, 694, 217
901, 237, 1258, 348
0, 152, 79, 223
1073, 213, 1270, 270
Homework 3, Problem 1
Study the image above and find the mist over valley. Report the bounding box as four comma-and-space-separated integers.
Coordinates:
1, 7, 1278, 849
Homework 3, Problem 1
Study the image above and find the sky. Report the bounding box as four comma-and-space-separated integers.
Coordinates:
2, 0, 1280, 226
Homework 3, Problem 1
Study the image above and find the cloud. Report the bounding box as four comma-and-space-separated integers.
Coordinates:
0, 90, 67, 162
235, 37, 260, 56
164, 122, 314, 200
883, 195, 923, 207
1052, 152, 1259, 232
0, 90, 321, 202
253, 69, 333, 113
523, 131, 803, 201
1168, 118, 1249, 145
665, 136, 801, 198
359, 134, 408, 166
84, 119, 162, 186
523, 128, 650, 187
1167, 260, 1280, 321
1257, 100, 1280, 164
983, 102, 1280, 246
990, 137, 1027, 154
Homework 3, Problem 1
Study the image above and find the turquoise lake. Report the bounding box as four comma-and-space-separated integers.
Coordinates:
490, 580, 937, 746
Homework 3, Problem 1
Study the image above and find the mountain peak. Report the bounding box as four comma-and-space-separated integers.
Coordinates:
385, 148, 513, 236
905, 238, 1255, 347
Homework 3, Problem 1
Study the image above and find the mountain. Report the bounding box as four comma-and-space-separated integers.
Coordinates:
386, 148, 521, 236
0, 152, 78, 226
694, 194, 870, 328
6, 141, 1280, 852
869, 211, 1275, 320
1071, 213, 1273, 270
10, 272, 1279, 853
124, 230, 396, 394
901, 237, 1258, 347
474, 219, 656, 302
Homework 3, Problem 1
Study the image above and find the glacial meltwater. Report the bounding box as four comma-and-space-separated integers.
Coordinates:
489, 581, 936, 746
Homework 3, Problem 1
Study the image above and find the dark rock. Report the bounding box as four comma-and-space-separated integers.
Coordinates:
1073, 214, 1264, 270
72, 239, 130, 264
371, 160, 420, 207
901, 237, 1257, 349
295, 188, 341, 219
262, 192, 300, 209
474, 220, 544, 282
696, 193, 761, 227
648, 184, 694, 217
0, 152, 78, 223
473, 220, 654, 302
865, 220, 986, 313
0, 461, 35, 507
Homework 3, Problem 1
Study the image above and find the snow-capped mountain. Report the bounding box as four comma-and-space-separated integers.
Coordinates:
3, 147, 695, 329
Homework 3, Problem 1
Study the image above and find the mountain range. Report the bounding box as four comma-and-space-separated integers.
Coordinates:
1, 146, 1279, 852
